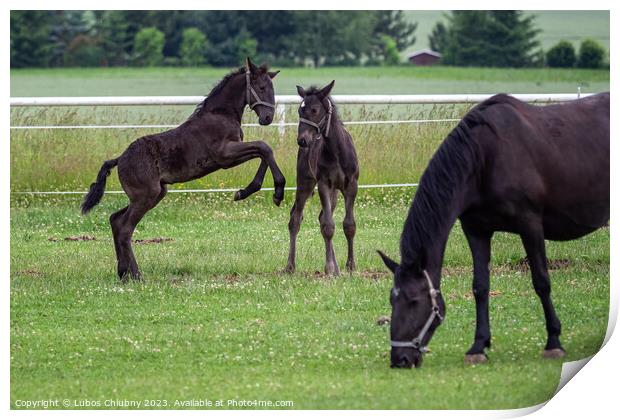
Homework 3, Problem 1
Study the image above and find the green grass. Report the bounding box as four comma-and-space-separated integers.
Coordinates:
11, 66, 610, 96
403, 10, 610, 53
10, 191, 609, 409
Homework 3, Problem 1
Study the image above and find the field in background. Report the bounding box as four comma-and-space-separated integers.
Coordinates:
403, 10, 610, 54
10, 66, 610, 409
11, 66, 610, 97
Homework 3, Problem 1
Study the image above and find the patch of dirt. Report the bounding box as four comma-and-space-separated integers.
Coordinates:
460, 290, 503, 301
47, 237, 59, 242
133, 237, 173, 244
223, 273, 240, 283
376, 315, 391, 326
358, 270, 387, 281
64, 235, 96, 242
15, 268, 44, 277
510, 257, 571, 272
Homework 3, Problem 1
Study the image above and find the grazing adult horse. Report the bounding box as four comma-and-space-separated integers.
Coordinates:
378, 92, 609, 368
81, 58, 285, 280
286, 81, 359, 275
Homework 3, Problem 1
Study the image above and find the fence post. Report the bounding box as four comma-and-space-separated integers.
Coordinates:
276, 103, 286, 139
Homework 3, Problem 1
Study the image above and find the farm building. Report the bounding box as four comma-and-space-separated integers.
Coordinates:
408, 49, 441, 66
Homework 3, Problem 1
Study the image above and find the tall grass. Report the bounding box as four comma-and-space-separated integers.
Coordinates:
10, 104, 469, 192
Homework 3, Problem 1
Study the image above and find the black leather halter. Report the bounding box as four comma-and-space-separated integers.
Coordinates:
299, 98, 333, 138
245, 70, 275, 110
391, 270, 444, 352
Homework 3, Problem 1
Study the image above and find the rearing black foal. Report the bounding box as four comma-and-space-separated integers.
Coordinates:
81, 58, 285, 280
286, 81, 359, 276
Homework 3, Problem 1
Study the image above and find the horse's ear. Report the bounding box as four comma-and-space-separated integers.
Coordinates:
268, 70, 280, 79
377, 250, 399, 274
245, 57, 258, 74
317, 80, 335, 99
296, 85, 306, 98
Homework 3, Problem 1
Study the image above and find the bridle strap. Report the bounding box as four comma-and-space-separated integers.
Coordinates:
299, 98, 333, 138
391, 269, 443, 351
246, 70, 275, 110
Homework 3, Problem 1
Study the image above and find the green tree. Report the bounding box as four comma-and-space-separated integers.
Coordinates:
373, 11, 417, 51
442, 11, 541, 67
133, 27, 165, 66
234, 28, 258, 65
96, 11, 131, 66
380, 35, 401, 65
180, 28, 209, 66
10, 11, 53, 68
291, 11, 377, 67
428, 21, 448, 53
546, 40, 576, 68
577, 39, 605, 69
64, 34, 105, 67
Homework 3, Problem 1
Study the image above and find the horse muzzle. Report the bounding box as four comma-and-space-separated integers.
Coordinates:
391, 348, 423, 369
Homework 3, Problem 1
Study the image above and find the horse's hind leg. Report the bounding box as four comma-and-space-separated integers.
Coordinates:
318, 183, 340, 276
116, 184, 167, 280
519, 217, 565, 359
342, 180, 357, 273
110, 206, 129, 278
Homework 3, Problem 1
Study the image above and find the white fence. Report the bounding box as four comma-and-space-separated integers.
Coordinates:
10, 92, 587, 107
10, 92, 589, 195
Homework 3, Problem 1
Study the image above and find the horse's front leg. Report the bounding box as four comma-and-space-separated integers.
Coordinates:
318, 183, 340, 276
212, 140, 286, 206
234, 160, 268, 201
462, 223, 492, 364
286, 178, 316, 273
519, 217, 565, 359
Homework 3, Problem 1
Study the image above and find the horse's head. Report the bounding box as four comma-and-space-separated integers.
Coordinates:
378, 251, 446, 368
245, 57, 279, 126
296, 80, 335, 148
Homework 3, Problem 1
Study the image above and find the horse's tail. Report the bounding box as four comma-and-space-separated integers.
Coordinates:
81, 158, 119, 215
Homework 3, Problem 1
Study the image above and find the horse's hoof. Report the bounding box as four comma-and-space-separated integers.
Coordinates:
325, 268, 341, 277
464, 353, 488, 364
273, 195, 283, 206
234, 190, 244, 201
284, 265, 295, 274
543, 348, 566, 359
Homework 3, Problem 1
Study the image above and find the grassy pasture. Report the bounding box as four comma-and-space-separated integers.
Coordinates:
10, 66, 610, 409
10, 192, 609, 409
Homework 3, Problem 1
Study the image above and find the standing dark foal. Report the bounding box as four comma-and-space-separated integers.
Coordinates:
286, 81, 359, 276
81, 57, 285, 280
379, 92, 609, 368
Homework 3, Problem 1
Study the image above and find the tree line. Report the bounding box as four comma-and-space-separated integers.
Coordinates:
10, 10, 607, 69
10, 10, 416, 68
428, 11, 607, 68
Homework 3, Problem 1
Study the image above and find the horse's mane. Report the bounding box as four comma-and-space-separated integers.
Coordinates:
191, 64, 270, 117
399, 95, 512, 268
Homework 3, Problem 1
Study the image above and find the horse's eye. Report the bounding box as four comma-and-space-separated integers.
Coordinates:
312, 108, 318, 114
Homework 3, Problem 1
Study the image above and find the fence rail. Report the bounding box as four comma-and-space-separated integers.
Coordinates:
10, 92, 588, 107
10, 91, 590, 195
